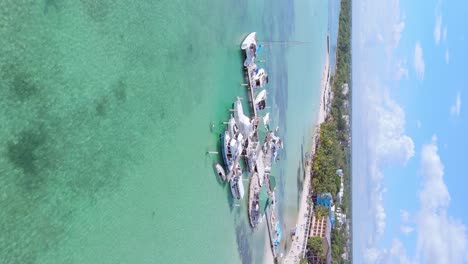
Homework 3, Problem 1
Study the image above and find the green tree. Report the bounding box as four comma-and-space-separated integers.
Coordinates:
308, 236, 324, 259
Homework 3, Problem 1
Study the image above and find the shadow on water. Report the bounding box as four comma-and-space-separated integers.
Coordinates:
296, 160, 303, 208
1, 64, 42, 102
6, 123, 58, 193
235, 220, 253, 264
43, 0, 60, 14
79, 0, 112, 22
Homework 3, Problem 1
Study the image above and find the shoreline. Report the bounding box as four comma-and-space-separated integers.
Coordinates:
265, 48, 331, 264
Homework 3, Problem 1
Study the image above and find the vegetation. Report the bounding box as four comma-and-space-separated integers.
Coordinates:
307, 0, 352, 263
311, 0, 351, 197
308, 236, 324, 260
331, 223, 348, 264
314, 205, 329, 219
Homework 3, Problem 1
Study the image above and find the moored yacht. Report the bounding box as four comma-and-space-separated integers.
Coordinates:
252, 67, 268, 88
230, 166, 245, 200
241, 32, 259, 67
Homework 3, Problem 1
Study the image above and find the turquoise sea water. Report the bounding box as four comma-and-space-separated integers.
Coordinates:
0, 0, 327, 263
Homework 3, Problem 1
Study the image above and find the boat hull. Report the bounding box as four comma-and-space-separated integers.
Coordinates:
220, 131, 231, 172
241, 32, 257, 50
215, 163, 226, 182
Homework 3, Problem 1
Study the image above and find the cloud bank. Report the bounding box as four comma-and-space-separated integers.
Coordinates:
450, 92, 461, 117
416, 140, 468, 264
413, 42, 425, 80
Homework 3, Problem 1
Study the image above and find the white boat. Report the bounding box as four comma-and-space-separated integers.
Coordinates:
221, 115, 244, 174
263, 113, 270, 127
230, 166, 245, 200
241, 32, 258, 67
234, 98, 253, 138
252, 68, 268, 88
241, 32, 257, 50
254, 90, 267, 105
215, 163, 226, 181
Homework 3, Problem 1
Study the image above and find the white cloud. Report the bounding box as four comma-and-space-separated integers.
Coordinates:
373, 91, 415, 164
400, 210, 414, 235
413, 42, 425, 80
434, 15, 442, 45
357, 0, 405, 56
443, 26, 448, 42
362, 86, 414, 243
416, 120, 422, 129
395, 59, 409, 80
354, 0, 415, 261
416, 140, 468, 264
400, 225, 414, 235
450, 92, 461, 117
364, 247, 383, 264
364, 240, 417, 264
400, 209, 410, 222
445, 49, 450, 64
361, 140, 468, 264
389, 239, 417, 264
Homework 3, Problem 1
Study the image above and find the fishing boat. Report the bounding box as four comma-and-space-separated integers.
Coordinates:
241, 32, 259, 67
230, 168, 245, 200
214, 163, 226, 181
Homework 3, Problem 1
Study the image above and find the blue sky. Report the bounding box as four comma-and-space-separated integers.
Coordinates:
353, 0, 468, 263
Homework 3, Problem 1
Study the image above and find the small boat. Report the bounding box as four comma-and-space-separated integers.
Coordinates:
254, 90, 267, 105
215, 163, 226, 181
252, 68, 268, 88
254, 89, 267, 110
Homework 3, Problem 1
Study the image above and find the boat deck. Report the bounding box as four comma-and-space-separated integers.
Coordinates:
248, 172, 261, 228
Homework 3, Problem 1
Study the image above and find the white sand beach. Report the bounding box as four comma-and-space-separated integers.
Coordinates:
264, 50, 331, 264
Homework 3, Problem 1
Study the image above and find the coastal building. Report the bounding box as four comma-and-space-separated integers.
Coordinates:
342, 83, 349, 96
334, 169, 347, 227
307, 215, 332, 264
336, 169, 344, 205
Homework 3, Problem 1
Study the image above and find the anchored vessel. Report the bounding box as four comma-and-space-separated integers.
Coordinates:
241, 32, 258, 67
230, 165, 245, 200
215, 163, 226, 182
